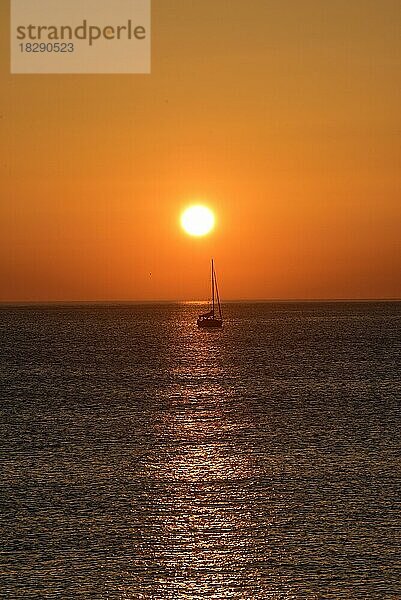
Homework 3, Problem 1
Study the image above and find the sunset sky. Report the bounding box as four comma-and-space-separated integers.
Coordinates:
1, 0, 400, 301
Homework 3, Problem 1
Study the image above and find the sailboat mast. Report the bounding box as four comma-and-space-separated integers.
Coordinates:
214, 265, 222, 319
211, 259, 215, 314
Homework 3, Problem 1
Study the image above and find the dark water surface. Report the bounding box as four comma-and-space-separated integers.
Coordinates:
1, 302, 400, 599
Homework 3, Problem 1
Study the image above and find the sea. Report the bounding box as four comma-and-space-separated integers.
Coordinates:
1, 302, 400, 599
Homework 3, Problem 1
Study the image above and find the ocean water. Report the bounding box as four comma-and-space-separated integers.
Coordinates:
0, 302, 400, 599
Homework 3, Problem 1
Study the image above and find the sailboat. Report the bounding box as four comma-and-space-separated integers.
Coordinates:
197, 259, 223, 328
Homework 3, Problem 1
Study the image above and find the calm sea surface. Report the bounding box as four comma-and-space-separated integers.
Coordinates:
1, 302, 400, 599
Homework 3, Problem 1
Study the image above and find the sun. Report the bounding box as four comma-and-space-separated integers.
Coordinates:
180, 205, 215, 237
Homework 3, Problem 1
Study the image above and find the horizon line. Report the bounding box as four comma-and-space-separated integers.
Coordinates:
1, 297, 400, 306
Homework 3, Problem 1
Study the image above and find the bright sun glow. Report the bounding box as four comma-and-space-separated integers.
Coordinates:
180, 205, 215, 237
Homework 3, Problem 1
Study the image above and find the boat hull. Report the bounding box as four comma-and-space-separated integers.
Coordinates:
197, 318, 223, 328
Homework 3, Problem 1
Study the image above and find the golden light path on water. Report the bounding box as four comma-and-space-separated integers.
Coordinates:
116, 307, 300, 599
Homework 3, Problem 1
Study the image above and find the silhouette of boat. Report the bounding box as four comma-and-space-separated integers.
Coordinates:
197, 259, 223, 328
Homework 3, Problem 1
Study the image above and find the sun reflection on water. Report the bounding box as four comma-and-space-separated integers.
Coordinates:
132, 321, 274, 598
116, 305, 300, 598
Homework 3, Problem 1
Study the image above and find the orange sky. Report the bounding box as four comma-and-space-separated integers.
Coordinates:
1, 0, 400, 301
